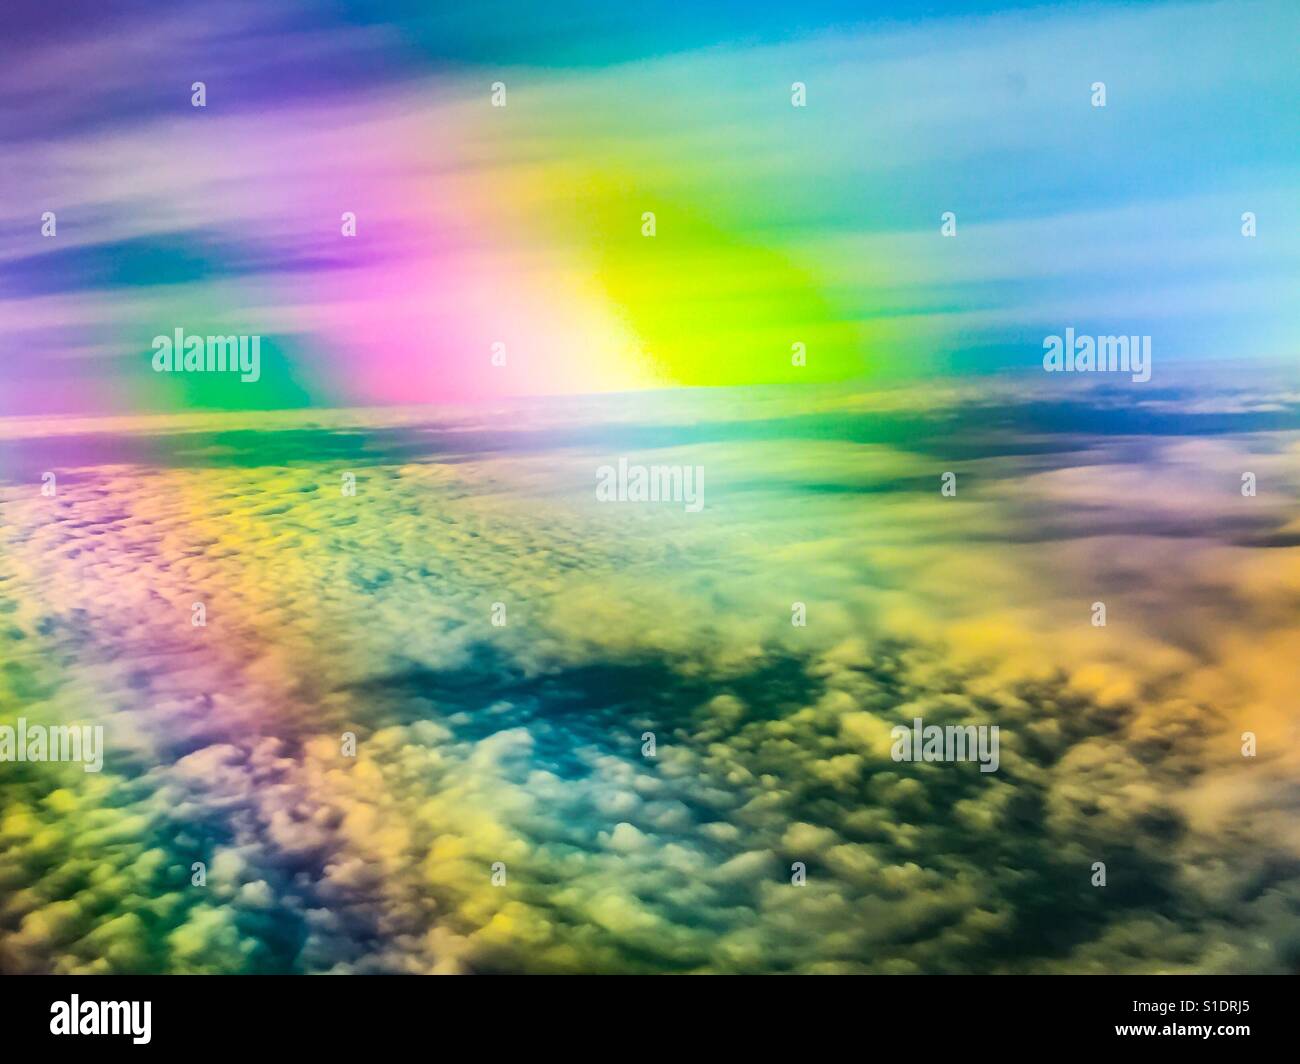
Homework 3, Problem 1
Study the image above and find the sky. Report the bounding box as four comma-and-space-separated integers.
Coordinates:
1, 0, 1299, 975
1, 0, 1296, 415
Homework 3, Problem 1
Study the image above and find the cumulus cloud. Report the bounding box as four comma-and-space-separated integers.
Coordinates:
2, 380, 1299, 972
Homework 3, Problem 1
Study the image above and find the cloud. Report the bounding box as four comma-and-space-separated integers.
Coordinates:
3, 379, 1299, 972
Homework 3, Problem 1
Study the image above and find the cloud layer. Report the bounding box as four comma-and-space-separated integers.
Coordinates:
2, 377, 1298, 973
